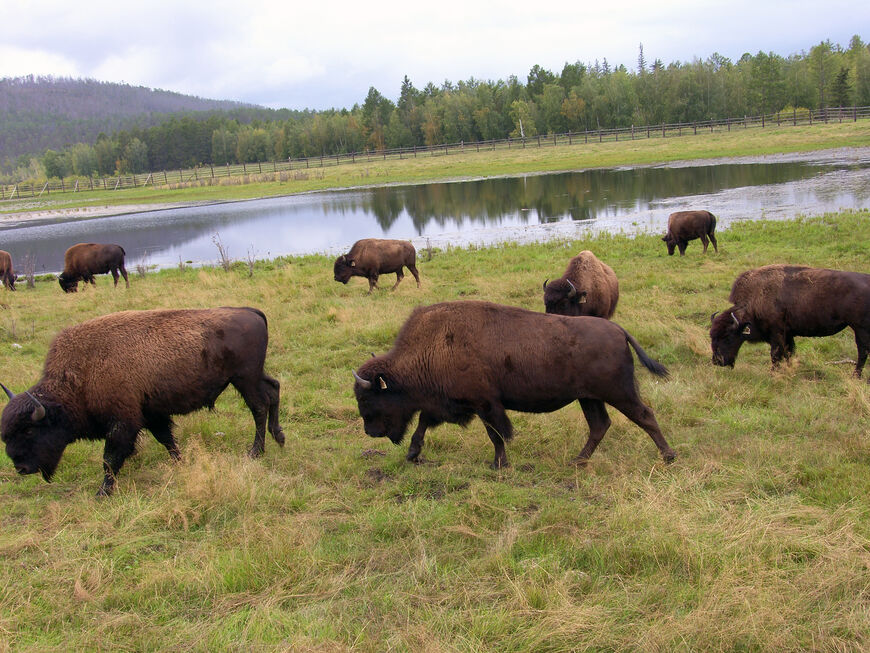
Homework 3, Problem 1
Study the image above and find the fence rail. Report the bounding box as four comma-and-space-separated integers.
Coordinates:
2, 106, 868, 201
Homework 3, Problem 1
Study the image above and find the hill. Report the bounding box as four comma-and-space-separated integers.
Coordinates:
0, 76, 281, 163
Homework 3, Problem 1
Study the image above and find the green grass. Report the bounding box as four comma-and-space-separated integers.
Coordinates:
0, 210, 868, 650
3, 120, 869, 215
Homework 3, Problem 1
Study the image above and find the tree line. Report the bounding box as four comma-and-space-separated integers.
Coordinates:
4, 36, 868, 184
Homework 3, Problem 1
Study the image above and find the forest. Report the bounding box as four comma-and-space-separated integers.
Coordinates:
1, 36, 868, 183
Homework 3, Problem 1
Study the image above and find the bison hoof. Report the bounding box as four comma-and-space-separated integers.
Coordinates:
273, 429, 286, 446
572, 456, 590, 467
406, 448, 421, 462
663, 450, 677, 464
489, 460, 510, 470
248, 446, 264, 459
96, 485, 114, 498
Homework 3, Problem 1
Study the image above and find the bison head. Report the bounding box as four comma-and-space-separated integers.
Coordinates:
662, 234, 677, 256
333, 255, 355, 284
57, 273, 78, 293
1, 384, 73, 483
352, 367, 415, 444
542, 278, 588, 316
710, 308, 755, 367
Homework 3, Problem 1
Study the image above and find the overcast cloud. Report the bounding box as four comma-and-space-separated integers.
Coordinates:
1, 1, 867, 110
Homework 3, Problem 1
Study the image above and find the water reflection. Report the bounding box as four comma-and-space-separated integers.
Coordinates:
1, 157, 868, 273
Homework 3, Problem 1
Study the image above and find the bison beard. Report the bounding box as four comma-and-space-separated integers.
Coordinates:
352, 301, 675, 468
0, 307, 285, 496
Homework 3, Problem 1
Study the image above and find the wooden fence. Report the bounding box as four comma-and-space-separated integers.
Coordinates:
2, 105, 868, 201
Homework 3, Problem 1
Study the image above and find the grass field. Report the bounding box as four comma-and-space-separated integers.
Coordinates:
0, 208, 868, 650
2, 120, 869, 215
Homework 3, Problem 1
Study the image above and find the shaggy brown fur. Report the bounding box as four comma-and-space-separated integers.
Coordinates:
1, 307, 285, 495
58, 243, 129, 292
662, 210, 718, 255
710, 265, 870, 377
353, 301, 674, 469
543, 250, 619, 318
0, 250, 15, 290
334, 238, 420, 293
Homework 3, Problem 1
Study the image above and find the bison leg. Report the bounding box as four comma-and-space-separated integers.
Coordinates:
608, 396, 676, 463
391, 269, 404, 290
367, 275, 379, 293
146, 414, 181, 461
111, 267, 120, 287
478, 403, 513, 469
119, 263, 129, 288
769, 333, 790, 367
406, 412, 441, 462
231, 377, 270, 457
98, 424, 140, 497
700, 234, 709, 253
854, 328, 869, 378
678, 241, 688, 256
709, 232, 718, 253
574, 398, 612, 465
408, 264, 421, 288
262, 374, 285, 446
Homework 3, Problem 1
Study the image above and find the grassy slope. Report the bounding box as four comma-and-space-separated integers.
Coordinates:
2, 120, 869, 214
0, 210, 868, 650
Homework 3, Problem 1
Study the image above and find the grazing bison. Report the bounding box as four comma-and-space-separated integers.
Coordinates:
662, 210, 718, 255
352, 301, 675, 468
58, 243, 129, 293
333, 238, 420, 293
543, 250, 619, 318
0, 250, 14, 291
710, 265, 870, 377
1, 307, 285, 496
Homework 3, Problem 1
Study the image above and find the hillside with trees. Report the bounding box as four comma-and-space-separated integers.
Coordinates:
2, 36, 868, 183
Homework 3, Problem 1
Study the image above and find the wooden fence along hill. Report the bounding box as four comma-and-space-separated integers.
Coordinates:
2, 106, 868, 201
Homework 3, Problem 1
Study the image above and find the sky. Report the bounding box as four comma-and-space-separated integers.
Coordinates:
1, 1, 867, 111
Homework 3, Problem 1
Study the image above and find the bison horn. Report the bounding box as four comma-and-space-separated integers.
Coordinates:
731, 312, 740, 326
542, 279, 549, 292
0, 382, 14, 400
566, 279, 578, 298
352, 370, 372, 389
710, 311, 720, 323
26, 392, 45, 422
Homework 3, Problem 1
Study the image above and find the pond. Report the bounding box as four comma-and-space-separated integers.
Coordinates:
1, 148, 869, 274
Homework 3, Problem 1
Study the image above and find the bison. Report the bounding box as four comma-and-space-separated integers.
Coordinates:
58, 243, 129, 293
542, 250, 619, 318
662, 210, 718, 256
1, 307, 285, 496
352, 301, 675, 469
710, 264, 870, 377
333, 238, 420, 293
0, 250, 14, 291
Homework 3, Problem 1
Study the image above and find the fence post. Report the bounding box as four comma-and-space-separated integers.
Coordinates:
662, 123, 665, 138
762, 114, 765, 128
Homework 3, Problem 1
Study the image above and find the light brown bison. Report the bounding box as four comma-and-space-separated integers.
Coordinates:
710, 265, 870, 377
58, 243, 129, 293
1, 307, 285, 496
334, 238, 420, 293
0, 250, 15, 291
352, 301, 675, 469
662, 210, 718, 255
543, 250, 619, 318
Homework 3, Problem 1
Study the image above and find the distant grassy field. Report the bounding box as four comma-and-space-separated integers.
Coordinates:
0, 210, 867, 650
2, 120, 869, 215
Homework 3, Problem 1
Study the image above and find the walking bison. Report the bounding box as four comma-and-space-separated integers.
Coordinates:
333, 238, 420, 293
352, 301, 675, 468
710, 265, 870, 377
1, 307, 285, 495
662, 210, 718, 256
58, 243, 129, 292
0, 250, 14, 290
542, 250, 619, 318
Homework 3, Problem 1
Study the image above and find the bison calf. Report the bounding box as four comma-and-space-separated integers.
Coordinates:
711, 265, 870, 377
662, 210, 718, 256
352, 301, 675, 469
0, 250, 15, 291
334, 238, 420, 293
543, 250, 619, 318
1, 307, 285, 496
58, 243, 129, 293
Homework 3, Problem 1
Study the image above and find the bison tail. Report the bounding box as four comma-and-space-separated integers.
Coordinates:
709, 212, 717, 232
625, 332, 669, 379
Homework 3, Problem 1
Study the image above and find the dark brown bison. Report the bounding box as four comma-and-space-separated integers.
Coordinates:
710, 265, 870, 377
662, 210, 718, 255
352, 301, 675, 468
543, 250, 619, 318
334, 238, 420, 293
1, 307, 285, 496
0, 250, 15, 291
58, 243, 129, 293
